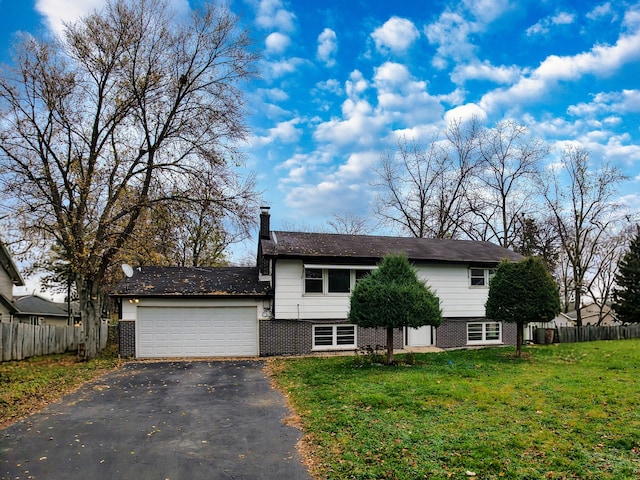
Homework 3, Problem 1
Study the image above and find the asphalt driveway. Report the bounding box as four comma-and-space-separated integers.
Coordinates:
0, 360, 312, 480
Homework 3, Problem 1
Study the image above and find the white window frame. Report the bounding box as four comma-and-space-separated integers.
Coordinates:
469, 268, 495, 288
312, 324, 357, 350
467, 321, 502, 345
303, 266, 374, 296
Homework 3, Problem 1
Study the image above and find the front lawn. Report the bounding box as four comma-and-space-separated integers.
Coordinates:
0, 345, 123, 428
270, 340, 640, 479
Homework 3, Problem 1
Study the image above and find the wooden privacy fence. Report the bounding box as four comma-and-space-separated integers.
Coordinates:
533, 324, 640, 344
0, 323, 108, 361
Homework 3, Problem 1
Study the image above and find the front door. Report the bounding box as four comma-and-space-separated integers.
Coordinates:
406, 325, 434, 347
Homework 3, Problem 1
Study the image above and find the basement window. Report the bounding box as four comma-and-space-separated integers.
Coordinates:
467, 321, 502, 344
313, 324, 357, 350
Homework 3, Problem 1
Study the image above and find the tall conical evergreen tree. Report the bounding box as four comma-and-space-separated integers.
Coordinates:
613, 227, 640, 323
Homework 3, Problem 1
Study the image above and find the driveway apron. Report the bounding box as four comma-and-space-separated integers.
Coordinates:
0, 360, 312, 480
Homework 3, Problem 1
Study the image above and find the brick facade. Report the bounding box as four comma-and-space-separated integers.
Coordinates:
118, 316, 515, 357
119, 320, 136, 357
435, 318, 517, 349
258, 318, 402, 356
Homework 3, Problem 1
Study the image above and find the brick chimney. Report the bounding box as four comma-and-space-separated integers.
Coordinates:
259, 206, 271, 240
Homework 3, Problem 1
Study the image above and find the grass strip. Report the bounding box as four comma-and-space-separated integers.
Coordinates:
0, 345, 123, 428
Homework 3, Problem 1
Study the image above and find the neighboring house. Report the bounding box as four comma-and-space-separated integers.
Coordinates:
12, 294, 80, 326
0, 241, 25, 323
113, 208, 523, 358
558, 303, 619, 326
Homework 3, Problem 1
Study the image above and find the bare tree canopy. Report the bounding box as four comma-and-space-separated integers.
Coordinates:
373, 118, 482, 239
542, 146, 627, 325
0, 0, 260, 358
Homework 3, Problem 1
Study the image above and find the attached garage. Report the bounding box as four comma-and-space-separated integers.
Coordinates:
112, 266, 271, 359
137, 306, 258, 358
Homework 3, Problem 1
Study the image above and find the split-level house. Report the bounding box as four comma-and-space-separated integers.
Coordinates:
114, 208, 522, 358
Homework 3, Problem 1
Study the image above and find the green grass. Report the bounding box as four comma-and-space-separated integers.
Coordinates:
270, 340, 640, 479
0, 344, 123, 428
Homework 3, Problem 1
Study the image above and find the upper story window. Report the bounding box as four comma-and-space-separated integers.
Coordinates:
304, 267, 373, 295
469, 268, 495, 287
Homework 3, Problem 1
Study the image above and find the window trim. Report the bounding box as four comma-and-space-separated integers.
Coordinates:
467, 321, 502, 345
312, 324, 357, 350
469, 268, 495, 288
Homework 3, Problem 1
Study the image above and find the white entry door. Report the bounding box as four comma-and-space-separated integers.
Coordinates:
406, 325, 434, 347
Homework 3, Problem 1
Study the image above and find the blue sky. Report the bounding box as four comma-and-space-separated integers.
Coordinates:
1, 0, 640, 264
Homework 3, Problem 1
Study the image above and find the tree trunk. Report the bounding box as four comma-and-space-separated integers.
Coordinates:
386, 326, 394, 365
516, 322, 524, 357
77, 275, 104, 361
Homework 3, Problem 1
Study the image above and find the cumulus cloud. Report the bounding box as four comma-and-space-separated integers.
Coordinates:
568, 90, 640, 117
479, 28, 640, 114
255, 0, 296, 32
317, 28, 337, 67
451, 61, 522, 85
35, 0, 190, 37
261, 57, 309, 80
265, 32, 291, 55
371, 17, 420, 54
587, 2, 616, 21
444, 103, 487, 124
425, 0, 510, 69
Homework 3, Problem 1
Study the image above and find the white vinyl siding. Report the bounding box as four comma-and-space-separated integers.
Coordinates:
313, 324, 356, 350
467, 321, 502, 345
275, 260, 491, 319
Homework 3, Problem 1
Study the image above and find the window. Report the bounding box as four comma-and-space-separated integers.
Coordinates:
469, 268, 495, 287
313, 324, 356, 349
304, 268, 323, 293
328, 269, 350, 293
355, 270, 371, 283
304, 267, 373, 295
467, 321, 502, 344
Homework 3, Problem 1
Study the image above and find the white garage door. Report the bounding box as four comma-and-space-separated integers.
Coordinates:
137, 306, 258, 358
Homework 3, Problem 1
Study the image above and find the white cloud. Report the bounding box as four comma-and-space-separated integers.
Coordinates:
587, 2, 615, 21
265, 32, 290, 55
451, 61, 522, 85
315, 79, 343, 96
255, 0, 296, 32
317, 28, 337, 67
371, 17, 420, 54
462, 0, 510, 24
373, 62, 443, 125
480, 28, 640, 114
35, 0, 105, 35
260, 57, 308, 80
425, 0, 510, 69
568, 90, 640, 117
526, 11, 576, 36
444, 103, 487, 124
35, 0, 189, 37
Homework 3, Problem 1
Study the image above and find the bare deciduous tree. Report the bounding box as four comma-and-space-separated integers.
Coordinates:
327, 210, 374, 235
373, 118, 481, 239
471, 120, 550, 247
0, 0, 259, 358
542, 146, 626, 326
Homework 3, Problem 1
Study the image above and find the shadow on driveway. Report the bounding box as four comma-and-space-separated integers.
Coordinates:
1, 360, 312, 480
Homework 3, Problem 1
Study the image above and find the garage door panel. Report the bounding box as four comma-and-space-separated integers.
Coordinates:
136, 306, 258, 358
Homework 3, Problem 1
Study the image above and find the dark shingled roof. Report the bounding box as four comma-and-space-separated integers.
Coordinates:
111, 266, 270, 297
261, 231, 523, 265
14, 295, 70, 317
